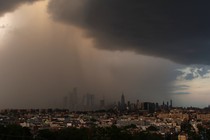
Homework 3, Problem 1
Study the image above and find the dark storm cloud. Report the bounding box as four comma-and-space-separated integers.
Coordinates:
48, 0, 210, 65
0, 0, 39, 16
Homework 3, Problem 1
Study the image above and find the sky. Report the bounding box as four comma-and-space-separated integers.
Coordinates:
0, 0, 210, 108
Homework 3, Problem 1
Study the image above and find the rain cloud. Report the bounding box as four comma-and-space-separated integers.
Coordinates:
48, 0, 210, 65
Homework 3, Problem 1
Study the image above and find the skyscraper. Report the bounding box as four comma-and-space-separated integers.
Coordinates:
121, 93, 126, 111
136, 100, 141, 110
69, 87, 78, 111
83, 93, 95, 110
170, 99, 173, 108
100, 99, 105, 109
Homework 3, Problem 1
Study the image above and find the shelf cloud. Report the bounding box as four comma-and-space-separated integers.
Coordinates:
48, 0, 210, 65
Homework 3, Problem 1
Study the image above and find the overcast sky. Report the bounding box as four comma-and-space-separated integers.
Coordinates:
0, 0, 210, 108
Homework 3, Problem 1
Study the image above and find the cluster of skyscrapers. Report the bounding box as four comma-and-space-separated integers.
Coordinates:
63, 87, 97, 111
63, 89, 173, 113
117, 93, 173, 113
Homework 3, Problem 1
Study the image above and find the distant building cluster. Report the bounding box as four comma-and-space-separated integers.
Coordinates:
116, 93, 173, 113
63, 89, 173, 114
62, 87, 98, 111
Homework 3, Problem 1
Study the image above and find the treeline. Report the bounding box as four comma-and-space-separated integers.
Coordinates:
2, 123, 208, 140
0, 124, 163, 140
0, 124, 33, 140
36, 126, 164, 140
0, 120, 210, 140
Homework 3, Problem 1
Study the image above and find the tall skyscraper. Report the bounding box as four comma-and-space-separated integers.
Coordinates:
83, 93, 95, 110
143, 102, 155, 113
69, 87, 78, 111
170, 99, 173, 108
136, 100, 141, 109
121, 93, 126, 111
127, 101, 131, 110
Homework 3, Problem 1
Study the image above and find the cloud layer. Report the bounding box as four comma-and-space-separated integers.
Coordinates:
48, 0, 210, 65
0, 0, 39, 16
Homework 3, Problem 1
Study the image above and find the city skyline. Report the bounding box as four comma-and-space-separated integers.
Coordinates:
0, 1, 210, 108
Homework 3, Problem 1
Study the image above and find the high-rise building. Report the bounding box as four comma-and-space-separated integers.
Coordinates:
155, 103, 159, 110
143, 102, 155, 113
120, 93, 126, 111
83, 93, 95, 110
136, 100, 141, 110
170, 99, 173, 108
127, 101, 131, 110
100, 99, 105, 109
69, 87, 78, 111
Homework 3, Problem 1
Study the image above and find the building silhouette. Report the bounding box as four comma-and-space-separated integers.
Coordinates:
83, 93, 95, 110
69, 87, 78, 111
100, 99, 105, 110
120, 93, 126, 111
170, 99, 173, 108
